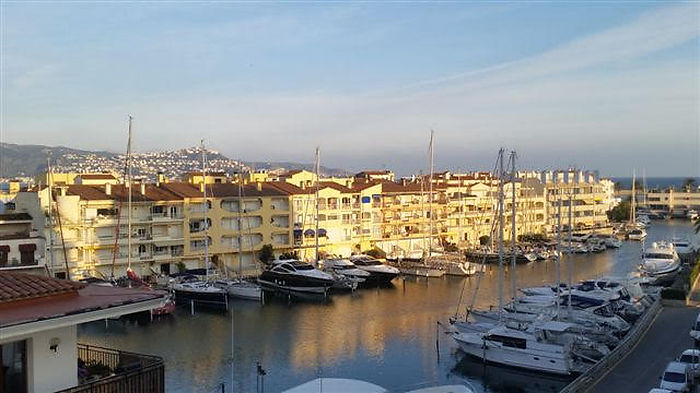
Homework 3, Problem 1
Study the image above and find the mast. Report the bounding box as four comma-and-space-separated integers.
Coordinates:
420, 172, 426, 254
126, 115, 133, 272
630, 169, 636, 224
428, 130, 434, 256
567, 182, 573, 318
202, 139, 209, 280
497, 148, 505, 320
314, 146, 320, 264
47, 154, 55, 274
238, 165, 244, 276
509, 151, 517, 301
556, 180, 562, 320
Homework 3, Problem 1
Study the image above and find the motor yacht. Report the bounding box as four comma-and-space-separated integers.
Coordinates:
672, 237, 696, 260
171, 279, 229, 309
258, 260, 335, 295
627, 228, 647, 241
349, 255, 400, 284
320, 258, 371, 284
639, 241, 681, 286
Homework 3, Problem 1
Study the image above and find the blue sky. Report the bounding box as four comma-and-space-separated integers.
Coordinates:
1, 2, 698, 176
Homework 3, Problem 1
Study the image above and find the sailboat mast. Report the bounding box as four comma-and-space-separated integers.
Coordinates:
567, 184, 573, 318
497, 149, 505, 320
510, 151, 517, 301
202, 139, 209, 280
314, 146, 320, 264
47, 154, 55, 274
238, 166, 244, 275
631, 169, 636, 224
428, 130, 434, 256
126, 115, 133, 272
556, 181, 562, 320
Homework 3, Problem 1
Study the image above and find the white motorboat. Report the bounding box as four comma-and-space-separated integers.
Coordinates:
320, 258, 371, 284
639, 241, 681, 285
258, 260, 335, 294
672, 237, 695, 260
349, 255, 400, 284
214, 278, 262, 301
282, 378, 474, 393
452, 324, 597, 375
627, 228, 647, 241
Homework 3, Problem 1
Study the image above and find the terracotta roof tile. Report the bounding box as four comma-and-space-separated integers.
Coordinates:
0, 272, 84, 304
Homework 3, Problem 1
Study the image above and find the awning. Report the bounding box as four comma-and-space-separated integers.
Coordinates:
318, 228, 327, 237
0, 245, 9, 252
304, 229, 315, 237
19, 244, 37, 252
361, 196, 371, 203
293, 229, 303, 235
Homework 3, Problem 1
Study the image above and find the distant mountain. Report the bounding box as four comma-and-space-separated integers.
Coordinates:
0, 143, 348, 180
0, 143, 117, 178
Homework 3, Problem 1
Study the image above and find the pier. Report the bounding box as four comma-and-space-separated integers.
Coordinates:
562, 304, 699, 393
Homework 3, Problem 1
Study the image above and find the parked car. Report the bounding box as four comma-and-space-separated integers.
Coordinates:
649, 389, 672, 393
691, 312, 700, 345
677, 349, 700, 379
660, 361, 692, 392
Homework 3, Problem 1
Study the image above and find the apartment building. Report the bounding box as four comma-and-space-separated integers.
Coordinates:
646, 189, 700, 216
540, 170, 613, 233
0, 212, 46, 274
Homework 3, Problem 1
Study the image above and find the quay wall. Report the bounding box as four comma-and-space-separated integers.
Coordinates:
559, 296, 662, 393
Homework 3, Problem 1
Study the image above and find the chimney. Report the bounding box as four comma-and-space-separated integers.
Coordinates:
256, 181, 262, 192
200, 183, 205, 193
60, 187, 66, 196
140, 183, 146, 195
105, 183, 112, 195
301, 182, 306, 190
157, 172, 165, 186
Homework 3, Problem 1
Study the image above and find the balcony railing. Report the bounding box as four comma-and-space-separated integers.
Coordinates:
57, 343, 164, 393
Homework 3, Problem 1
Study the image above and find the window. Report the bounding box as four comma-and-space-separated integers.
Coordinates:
18, 244, 36, 266
1, 340, 27, 393
152, 205, 164, 215
0, 246, 8, 267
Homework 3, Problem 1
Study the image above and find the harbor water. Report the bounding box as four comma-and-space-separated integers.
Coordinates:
77, 220, 696, 392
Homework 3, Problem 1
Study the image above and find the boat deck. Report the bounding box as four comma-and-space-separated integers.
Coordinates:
589, 306, 699, 393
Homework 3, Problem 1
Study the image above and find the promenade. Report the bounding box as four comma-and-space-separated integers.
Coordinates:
590, 305, 699, 393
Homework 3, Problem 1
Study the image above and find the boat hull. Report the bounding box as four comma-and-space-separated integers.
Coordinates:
453, 334, 572, 376
173, 288, 229, 309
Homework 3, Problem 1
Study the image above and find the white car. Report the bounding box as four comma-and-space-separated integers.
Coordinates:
660, 361, 692, 392
649, 389, 672, 393
677, 349, 700, 379
690, 312, 700, 345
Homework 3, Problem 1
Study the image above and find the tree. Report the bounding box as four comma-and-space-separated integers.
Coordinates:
683, 178, 697, 191
607, 201, 630, 222
259, 244, 274, 264
479, 235, 490, 246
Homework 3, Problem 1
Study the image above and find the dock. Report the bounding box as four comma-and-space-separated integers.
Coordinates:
589, 305, 699, 393
562, 304, 699, 393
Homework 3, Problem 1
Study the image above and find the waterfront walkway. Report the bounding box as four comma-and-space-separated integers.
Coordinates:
590, 305, 699, 393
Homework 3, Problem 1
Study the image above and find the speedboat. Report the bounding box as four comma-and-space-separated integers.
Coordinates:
258, 260, 335, 295
628, 228, 647, 241
214, 278, 262, 301
349, 255, 400, 284
639, 241, 681, 286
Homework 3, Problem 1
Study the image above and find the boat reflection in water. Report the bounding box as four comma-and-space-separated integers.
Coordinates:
452, 355, 571, 393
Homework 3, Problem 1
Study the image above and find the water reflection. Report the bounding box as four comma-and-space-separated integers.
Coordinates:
77, 220, 695, 392
452, 355, 570, 393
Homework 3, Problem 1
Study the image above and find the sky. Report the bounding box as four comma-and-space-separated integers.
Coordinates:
1, 2, 698, 177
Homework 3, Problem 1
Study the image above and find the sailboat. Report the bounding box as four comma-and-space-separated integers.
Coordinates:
627, 170, 647, 240
391, 131, 446, 277
450, 150, 604, 375
172, 140, 228, 310
214, 167, 263, 301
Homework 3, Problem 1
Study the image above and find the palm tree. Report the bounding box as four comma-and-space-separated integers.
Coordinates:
683, 177, 697, 191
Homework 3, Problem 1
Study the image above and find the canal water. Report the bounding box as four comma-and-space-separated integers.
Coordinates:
78, 220, 697, 393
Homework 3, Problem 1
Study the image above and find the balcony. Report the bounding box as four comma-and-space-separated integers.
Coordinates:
57, 343, 164, 393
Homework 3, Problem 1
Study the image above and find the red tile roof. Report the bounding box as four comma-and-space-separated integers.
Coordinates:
78, 174, 117, 180
0, 272, 85, 304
